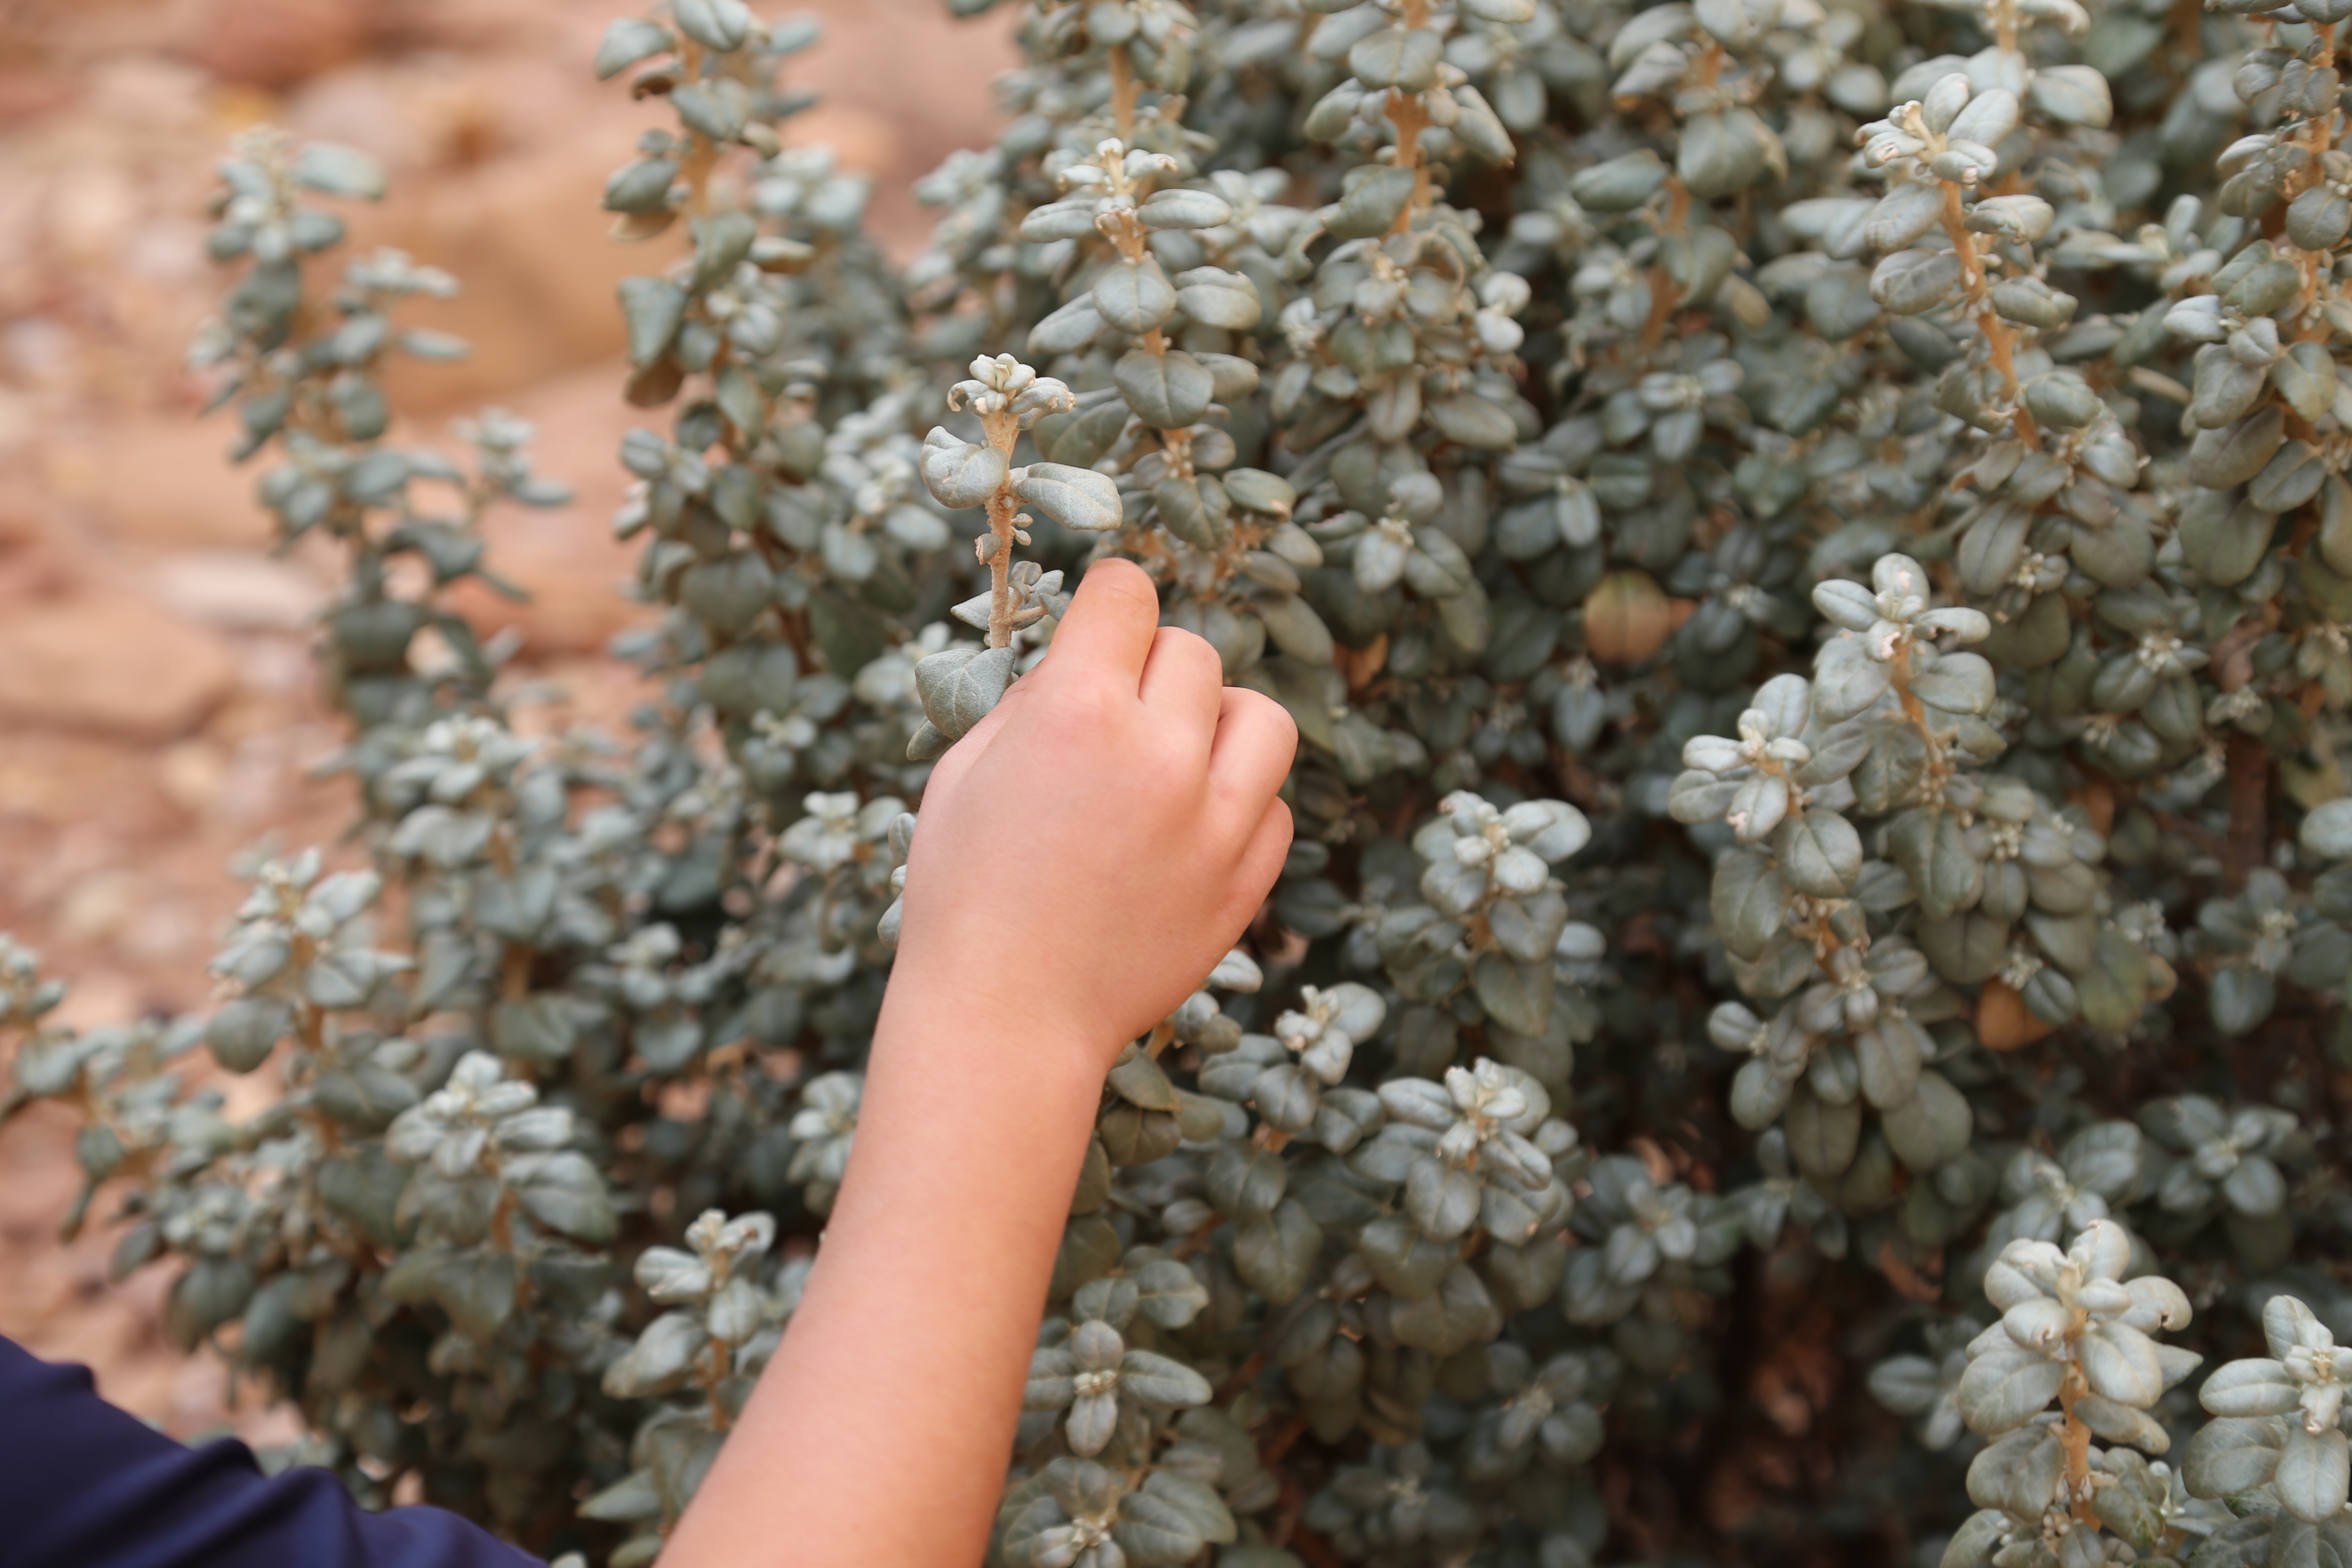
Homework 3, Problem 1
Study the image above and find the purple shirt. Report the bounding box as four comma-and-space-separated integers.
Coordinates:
0, 1334, 541, 1568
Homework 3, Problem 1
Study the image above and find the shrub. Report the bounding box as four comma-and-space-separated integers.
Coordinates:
9, 0, 2352, 1563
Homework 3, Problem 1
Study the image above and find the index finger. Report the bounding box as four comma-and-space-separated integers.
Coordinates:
1038, 558, 1162, 695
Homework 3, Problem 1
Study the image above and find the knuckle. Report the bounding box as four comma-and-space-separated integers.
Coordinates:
1227, 688, 1297, 746
1157, 624, 1218, 668
1254, 798, 1295, 855
1252, 691, 1299, 744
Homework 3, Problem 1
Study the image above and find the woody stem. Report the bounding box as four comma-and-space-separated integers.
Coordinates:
983, 409, 1021, 649
1388, 95, 1432, 231
2057, 1370, 2096, 1528
1938, 181, 2041, 451
1384, 0, 1433, 228
1109, 47, 1137, 140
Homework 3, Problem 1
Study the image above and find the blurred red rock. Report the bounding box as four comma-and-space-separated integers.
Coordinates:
0, 586, 237, 738
168, 0, 380, 89
363, 143, 687, 413
444, 361, 654, 654
67, 416, 276, 549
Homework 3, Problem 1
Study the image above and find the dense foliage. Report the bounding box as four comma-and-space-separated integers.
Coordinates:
12, 0, 2352, 1562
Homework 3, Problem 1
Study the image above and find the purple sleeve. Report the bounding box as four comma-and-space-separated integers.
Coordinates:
0, 1334, 543, 1568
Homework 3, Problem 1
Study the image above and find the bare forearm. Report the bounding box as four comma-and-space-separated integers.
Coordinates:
662, 980, 1103, 1568
659, 560, 1292, 1565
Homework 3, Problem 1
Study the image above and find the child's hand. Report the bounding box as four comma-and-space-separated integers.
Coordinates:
683, 562, 1292, 1568
892, 558, 1296, 1067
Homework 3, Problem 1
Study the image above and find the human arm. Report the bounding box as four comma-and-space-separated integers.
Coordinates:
658, 558, 1297, 1568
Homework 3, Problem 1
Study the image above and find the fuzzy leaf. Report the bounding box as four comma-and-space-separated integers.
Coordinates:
1012, 464, 1124, 533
